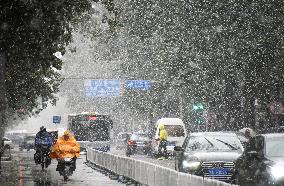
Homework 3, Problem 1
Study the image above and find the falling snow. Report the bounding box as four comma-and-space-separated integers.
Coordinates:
1, 1, 284, 185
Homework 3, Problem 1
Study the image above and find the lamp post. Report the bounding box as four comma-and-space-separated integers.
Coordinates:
254, 98, 261, 132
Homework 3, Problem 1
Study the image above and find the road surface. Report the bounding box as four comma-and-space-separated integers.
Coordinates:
1, 148, 125, 186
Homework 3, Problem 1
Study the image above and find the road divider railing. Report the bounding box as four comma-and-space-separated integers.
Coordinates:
86, 148, 236, 186
79, 141, 110, 151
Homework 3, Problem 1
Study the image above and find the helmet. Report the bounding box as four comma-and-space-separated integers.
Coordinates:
239, 127, 256, 138
159, 124, 165, 130
40, 126, 46, 132
63, 130, 71, 136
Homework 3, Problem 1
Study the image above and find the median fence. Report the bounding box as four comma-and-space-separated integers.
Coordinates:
79, 141, 110, 150
86, 148, 235, 186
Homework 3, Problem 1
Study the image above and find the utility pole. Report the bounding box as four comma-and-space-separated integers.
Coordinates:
0, 53, 6, 139
254, 99, 261, 132
0, 52, 7, 170
179, 90, 183, 120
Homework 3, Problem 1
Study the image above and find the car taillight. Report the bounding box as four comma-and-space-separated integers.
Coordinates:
128, 140, 136, 145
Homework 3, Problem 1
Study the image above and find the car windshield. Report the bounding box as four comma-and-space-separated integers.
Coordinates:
185, 135, 243, 153
164, 125, 185, 137
266, 137, 284, 157
130, 134, 149, 141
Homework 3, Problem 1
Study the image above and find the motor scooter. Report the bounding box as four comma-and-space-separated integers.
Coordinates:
57, 157, 76, 181
34, 144, 51, 170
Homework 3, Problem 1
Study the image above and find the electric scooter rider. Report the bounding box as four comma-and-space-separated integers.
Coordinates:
50, 130, 80, 172
34, 126, 53, 167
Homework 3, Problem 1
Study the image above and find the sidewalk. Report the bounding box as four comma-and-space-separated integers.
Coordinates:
0, 148, 126, 186
0, 158, 19, 185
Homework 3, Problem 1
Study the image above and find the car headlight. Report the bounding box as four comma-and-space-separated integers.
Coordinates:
270, 165, 284, 180
182, 160, 201, 170
64, 158, 72, 161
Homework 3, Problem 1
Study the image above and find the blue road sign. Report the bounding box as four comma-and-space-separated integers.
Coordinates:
85, 79, 120, 97
125, 80, 151, 90
53, 116, 61, 124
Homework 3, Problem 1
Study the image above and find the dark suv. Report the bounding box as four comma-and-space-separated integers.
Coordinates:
126, 132, 151, 157
235, 133, 284, 186
174, 132, 243, 183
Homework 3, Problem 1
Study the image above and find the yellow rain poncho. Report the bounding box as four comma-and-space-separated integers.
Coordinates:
50, 130, 80, 159
159, 124, 168, 141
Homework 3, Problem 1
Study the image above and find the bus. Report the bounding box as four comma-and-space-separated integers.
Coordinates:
67, 112, 113, 152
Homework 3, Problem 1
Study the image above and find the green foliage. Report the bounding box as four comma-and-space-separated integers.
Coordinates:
0, 0, 92, 116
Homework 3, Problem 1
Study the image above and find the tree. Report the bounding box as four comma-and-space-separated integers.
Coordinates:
117, 0, 284, 131
0, 0, 117, 136
179, 0, 284, 130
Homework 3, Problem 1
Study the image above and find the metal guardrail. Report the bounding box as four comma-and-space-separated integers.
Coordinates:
86, 148, 236, 186
79, 141, 110, 152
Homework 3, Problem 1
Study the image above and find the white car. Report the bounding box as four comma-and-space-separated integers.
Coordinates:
2, 137, 14, 149
150, 118, 187, 156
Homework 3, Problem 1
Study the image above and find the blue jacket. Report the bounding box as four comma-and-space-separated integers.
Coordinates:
35, 131, 53, 148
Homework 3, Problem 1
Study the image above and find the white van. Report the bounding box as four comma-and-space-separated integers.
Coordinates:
151, 118, 187, 156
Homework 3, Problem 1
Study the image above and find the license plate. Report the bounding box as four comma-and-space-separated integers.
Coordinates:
167, 141, 175, 146
208, 168, 229, 175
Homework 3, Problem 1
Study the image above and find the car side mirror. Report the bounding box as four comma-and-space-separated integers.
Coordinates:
174, 146, 184, 152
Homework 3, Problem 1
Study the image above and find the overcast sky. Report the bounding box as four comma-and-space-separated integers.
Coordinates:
10, 96, 70, 134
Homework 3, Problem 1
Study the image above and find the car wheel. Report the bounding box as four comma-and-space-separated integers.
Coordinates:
126, 147, 131, 157
146, 148, 152, 157
174, 157, 179, 171
126, 152, 131, 157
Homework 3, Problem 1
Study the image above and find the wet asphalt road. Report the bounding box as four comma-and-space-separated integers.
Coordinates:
0, 147, 175, 186
5, 148, 125, 186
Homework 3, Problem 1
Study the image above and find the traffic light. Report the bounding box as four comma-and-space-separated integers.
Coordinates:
192, 103, 205, 125
195, 117, 204, 125
192, 103, 204, 112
